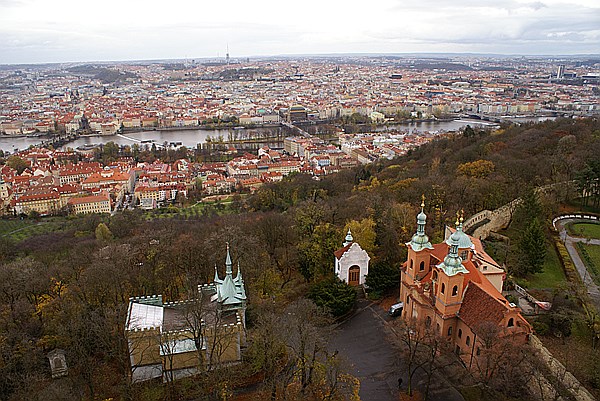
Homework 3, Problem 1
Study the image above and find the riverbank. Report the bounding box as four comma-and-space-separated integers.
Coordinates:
0, 118, 505, 153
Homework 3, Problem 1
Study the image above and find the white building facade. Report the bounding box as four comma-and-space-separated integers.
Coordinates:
334, 230, 370, 286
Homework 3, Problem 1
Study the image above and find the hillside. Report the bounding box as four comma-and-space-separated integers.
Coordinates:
0, 117, 598, 400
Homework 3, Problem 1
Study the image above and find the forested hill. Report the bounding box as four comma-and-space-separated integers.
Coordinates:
0, 118, 598, 400
251, 116, 599, 227
246, 117, 600, 265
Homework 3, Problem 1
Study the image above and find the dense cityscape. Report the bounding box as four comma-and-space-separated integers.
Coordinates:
1, 56, 598, 140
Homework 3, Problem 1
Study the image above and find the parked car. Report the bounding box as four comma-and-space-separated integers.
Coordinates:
388, 302, 404, 317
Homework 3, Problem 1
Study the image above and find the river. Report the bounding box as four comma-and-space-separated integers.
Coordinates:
0, 119, 506, 153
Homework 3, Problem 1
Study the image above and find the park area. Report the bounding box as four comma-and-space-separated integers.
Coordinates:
567, 222, 600, 239
0, 217, 74, 242
1, 196, 243, 243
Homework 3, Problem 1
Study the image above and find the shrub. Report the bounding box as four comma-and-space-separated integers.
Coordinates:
308, 278, 356, 317
365, 261, 400, 293
532, 320, 549, 336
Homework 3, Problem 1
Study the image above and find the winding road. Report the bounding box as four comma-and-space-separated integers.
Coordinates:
554, 216, 600, 310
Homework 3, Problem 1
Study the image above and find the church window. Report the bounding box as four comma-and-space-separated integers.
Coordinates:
452, 285, 458, 296
433, 271, 438, 281
426, 316, 431, 327
447, 326, 452, 336
409, 260, 413, 270
441, 283, 445, 294
458, 329, 462, 338
419, 261, 425, 271
466, 336, 470, 346
508, 318, 514, 327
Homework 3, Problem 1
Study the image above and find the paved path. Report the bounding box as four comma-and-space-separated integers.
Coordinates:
330, 299, 464, 401
556, 219, 600, 310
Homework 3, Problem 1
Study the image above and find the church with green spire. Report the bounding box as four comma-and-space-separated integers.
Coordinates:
399, 199, 531, 370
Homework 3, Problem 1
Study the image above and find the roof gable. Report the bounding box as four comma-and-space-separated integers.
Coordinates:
458, 282, 509, 330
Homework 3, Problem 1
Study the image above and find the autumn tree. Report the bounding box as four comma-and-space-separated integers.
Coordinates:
344, 217, 376, 256
254, 212, 299, 289
456, 159, 495, 179
391, 317, 454, 398
6, 155, 29, 174
470, 321, 534, 397
95, 222, 113, 242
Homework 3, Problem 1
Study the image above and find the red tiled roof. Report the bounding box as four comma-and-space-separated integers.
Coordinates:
334, 243, 351, 259
68, 195, 110, 205
458, 281, 509, 331
16, 192, 60, 202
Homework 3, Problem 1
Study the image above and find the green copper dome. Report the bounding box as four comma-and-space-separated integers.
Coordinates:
406, 200, 433, 252
438, 230, 468, 276
446, 219, 473, 249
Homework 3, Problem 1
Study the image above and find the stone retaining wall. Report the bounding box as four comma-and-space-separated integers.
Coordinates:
463, 198, 520, 240
529, 335, 597, 401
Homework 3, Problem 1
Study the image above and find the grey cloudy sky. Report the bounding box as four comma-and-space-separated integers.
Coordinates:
0, 0, 598, 64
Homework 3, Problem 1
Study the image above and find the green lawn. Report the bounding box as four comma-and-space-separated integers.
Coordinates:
0, 217, 73, 242
567, 222, 600, 240
0, 219, 30, 236
526, 241, 566, 289
143, 201, 238, 221
578, 244, 600, 286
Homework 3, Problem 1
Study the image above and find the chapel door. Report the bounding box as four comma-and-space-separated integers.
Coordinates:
348, 265, 360, 286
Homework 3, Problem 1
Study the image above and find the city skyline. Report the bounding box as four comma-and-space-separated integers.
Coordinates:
1, 0, 599, 64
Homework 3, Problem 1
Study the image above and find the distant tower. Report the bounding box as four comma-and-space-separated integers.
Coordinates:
226, 44, 230, 65
557, 65, 565, 79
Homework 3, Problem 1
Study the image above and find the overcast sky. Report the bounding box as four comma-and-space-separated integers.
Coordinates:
1, 0, 599, 64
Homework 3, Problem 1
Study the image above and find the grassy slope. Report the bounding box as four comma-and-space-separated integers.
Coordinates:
0, 218, 72, 242
526, 242, 566, 289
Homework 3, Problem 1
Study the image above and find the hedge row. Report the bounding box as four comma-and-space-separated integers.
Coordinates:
553, 236, 581, 285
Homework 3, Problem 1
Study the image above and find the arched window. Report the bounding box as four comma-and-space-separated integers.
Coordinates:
426, 316, 431, 327
406, 296, 410, 305
447, 326, 452, 336
452, 285, 458, 296
409, 260, 413, 270
508, 318, 514, 327
458, 329, 462, 338
436, 323, 440, 334
441, 283, 445, 294
466, 336, 470, 346
419, 261, 425, 271
433, 271, 438, 281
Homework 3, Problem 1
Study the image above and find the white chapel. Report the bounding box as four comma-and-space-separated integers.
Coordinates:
334, 230, 370, 286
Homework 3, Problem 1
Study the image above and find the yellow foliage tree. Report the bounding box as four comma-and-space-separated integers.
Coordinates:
344, 218, 377, 256
456, 159, 495, 178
